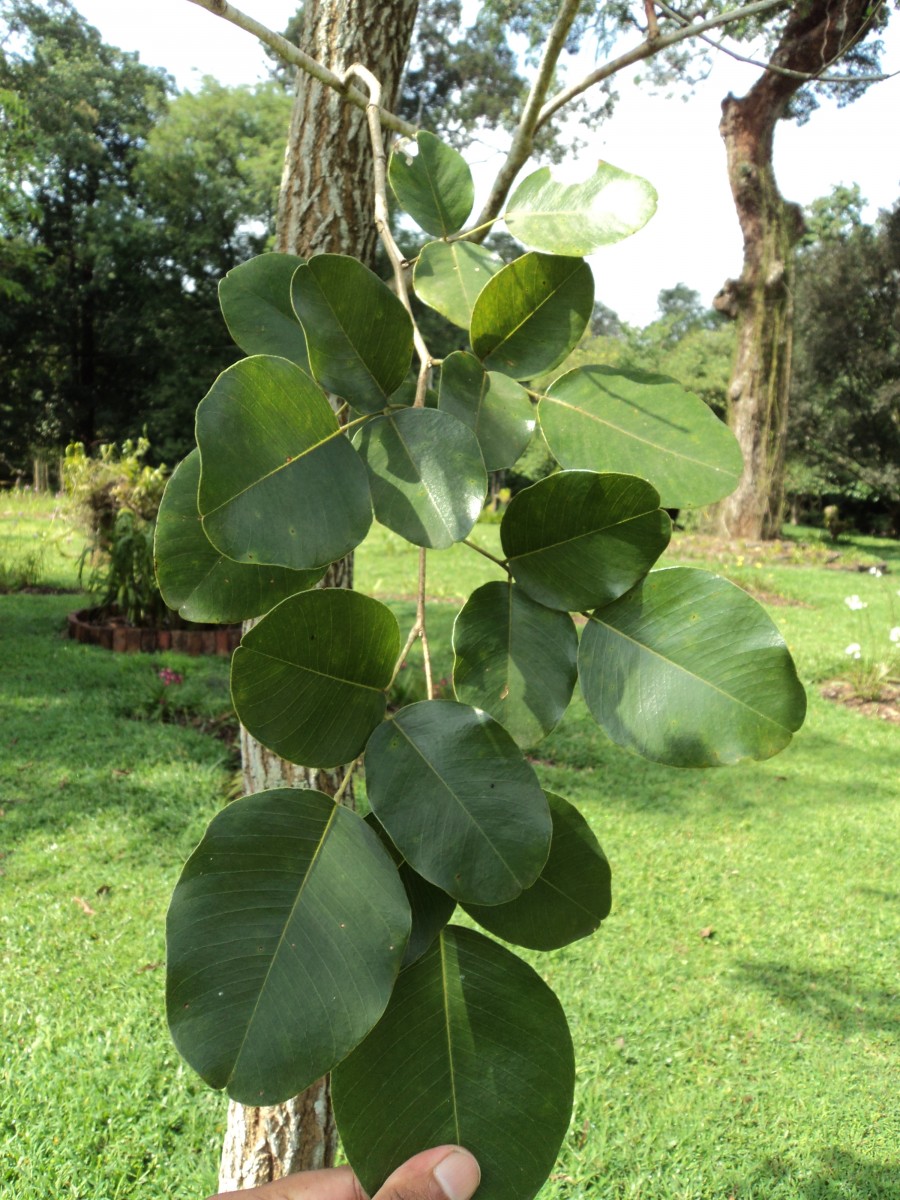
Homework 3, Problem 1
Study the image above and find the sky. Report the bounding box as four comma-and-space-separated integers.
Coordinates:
74, 0, 900, 326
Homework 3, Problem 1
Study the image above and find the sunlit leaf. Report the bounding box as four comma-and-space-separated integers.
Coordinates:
464, 792, 611, 950
501, 470, 670, 611
540, 365, 744, 508
352, 408, 486, 548
365, 700, 551, 904
167, 788, 410, 1105
154, 450, 323, 623
470, 253, 593, 380
579, 567, 808, 767
197, 355, 371, 570
413, 240, 503, 329
231, 589, 399, 768
452, 581, 577, 746
438, 352, 535, 471
218, 252, 309, 370
332, 926, 574, 1200
504, 162, 657, 256
388, 132, 474, 236
291, 254, 413, 413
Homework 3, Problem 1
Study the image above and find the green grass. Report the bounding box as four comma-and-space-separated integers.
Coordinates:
1, 502, 898, 1198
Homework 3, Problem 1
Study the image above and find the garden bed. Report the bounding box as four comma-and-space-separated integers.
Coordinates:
67, 606, 240, 655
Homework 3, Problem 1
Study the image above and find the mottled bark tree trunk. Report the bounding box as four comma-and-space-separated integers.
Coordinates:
217, 0, 418, 1190
714, 0, 876, 539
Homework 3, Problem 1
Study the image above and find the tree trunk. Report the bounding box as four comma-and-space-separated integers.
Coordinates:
218, 0, 418, 1189
713, 0, 877, 540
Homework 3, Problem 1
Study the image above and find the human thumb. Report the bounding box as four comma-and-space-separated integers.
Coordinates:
372, 1145, 481, 1200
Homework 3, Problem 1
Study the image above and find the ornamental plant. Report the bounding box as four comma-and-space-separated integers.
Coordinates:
154, 102, 807, 1200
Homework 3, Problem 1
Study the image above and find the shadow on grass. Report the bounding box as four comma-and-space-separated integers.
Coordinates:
742, 1148, 899, 1199
733, 960, 897, 1036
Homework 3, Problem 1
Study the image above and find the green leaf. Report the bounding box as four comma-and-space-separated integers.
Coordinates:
167, 788, 410, 1106
218, 252, 309, 371
540, 365, 744, 508
154, 450, 323, 623
196, 355, 371, 571
470, 252, 593, 380
332, 925, 574, 1200
388, 132, 474, 236
352, 408, 487, 549
452, 581, 577, 747
438, 352, 535, 471
463, 792, 611, 951
413, 240, 503, 330
365, 700, 551, 905
501, 471, 670, 612
504, 162, 657, 256
231, 589, 399, 768
291, 254, 413, 413
578, 567, 808, 767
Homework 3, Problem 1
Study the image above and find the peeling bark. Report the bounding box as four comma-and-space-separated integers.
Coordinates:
218, 0, 417, 1190
715, 0, 876, 539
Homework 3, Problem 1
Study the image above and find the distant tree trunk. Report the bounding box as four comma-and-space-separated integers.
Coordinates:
217, 0, 418, 1190
713, 0, 876, 540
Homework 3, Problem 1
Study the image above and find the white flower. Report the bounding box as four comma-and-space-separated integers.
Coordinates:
844, 595, 868, 610
845, 643, 862, 659
868, 567, 883, 577
890, 627, 900, 644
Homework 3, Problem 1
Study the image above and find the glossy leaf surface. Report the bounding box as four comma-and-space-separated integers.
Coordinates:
501, 471, 670, 612
579, 567, 808, 767
504, 162, 657, 256
388, 132, 473, 236
470, 253, 593, 380
365, 700, 551, 904
197, 355, 371, 570
291, 254, 413, 413
232, 589, 398, 768
540, 365, 744, 508
413, 240, 503, 329
438, 352, 535, 471
218, 253, 309, 370
452, 581, 577, 746
167, 788, 410, 1105
332, 926, 574, 1200
464, 792, 611, 951
155, 451, 323, 623
352, 408, 486, 548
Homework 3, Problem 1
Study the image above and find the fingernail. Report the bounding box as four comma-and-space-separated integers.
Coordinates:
433, 1149, 481, 1200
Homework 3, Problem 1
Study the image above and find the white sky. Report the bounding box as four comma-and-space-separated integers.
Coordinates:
74, 0, 900, 325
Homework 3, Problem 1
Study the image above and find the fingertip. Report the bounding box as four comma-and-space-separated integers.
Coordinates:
432, 1147, 481, 1200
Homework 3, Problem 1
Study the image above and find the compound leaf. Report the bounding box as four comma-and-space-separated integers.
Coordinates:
388, 132, 474, 236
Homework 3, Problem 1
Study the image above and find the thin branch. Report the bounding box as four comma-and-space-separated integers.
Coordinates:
343, 63, 431, 406
468, 0, 585, 240
654, 0, 897, 84
417, 548, 434, 700
333, 756, 362, 805
463, 538, 509, 571
183, 0, 417, 136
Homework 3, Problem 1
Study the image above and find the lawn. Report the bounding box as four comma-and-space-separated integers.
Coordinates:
1, 495, 897, 1199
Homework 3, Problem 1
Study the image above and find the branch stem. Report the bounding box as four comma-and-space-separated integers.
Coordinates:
463, 538, 509, 570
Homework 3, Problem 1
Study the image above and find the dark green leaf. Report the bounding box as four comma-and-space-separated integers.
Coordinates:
452, 581, 577, 746
197, 355, 372, 570
218, 252, 309, 370
470, 253, 593, 380
501, 471, 670, 611
388, 132, 474, 237
154, 450, 323, 623
232, 589, 399, 768
167, 788, 410, 1105
579, 567, 808, 767
413, 240, 503, 329
540, 365, 744, 508
463, 792, 611, 951
291, 254, 413, 413
504, 162, 657, 255
332, 926, 575, 1200
365, 700, 551, 904
352, 408, 486, 549
438, 352, 535, 471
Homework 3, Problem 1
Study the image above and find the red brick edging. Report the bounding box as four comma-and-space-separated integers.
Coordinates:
67, 608, 241, 656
